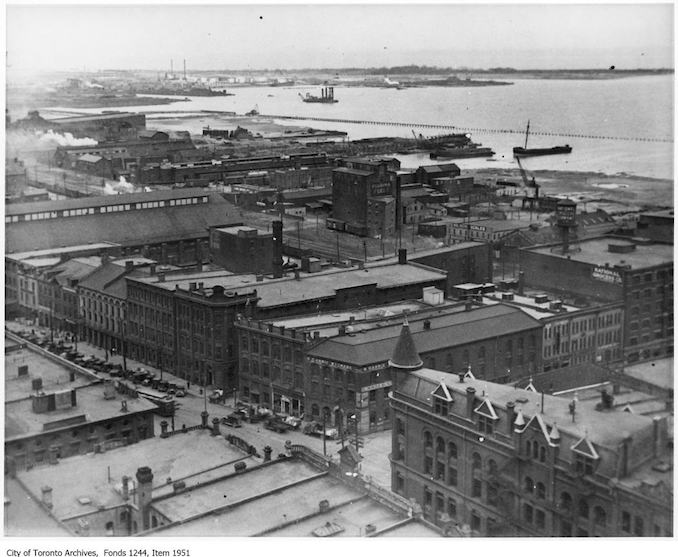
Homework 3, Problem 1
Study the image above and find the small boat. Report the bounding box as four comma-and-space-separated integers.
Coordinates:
513, 120, 572, 157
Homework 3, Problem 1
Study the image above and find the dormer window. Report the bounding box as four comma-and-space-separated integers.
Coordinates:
474, 398, 499, 435
432, 382, 453, 417
571, 436, 600, 476
575, 454, 594, 475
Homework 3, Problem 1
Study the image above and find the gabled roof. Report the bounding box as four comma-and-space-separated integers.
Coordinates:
524, 413, 552, 444
432, 381, 453, 402
571, 435, 600, 459
525, 379, 537, 392
474, 398, 498, 420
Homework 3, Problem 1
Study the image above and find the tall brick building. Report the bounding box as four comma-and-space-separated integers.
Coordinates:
331, 157, 399, 236
389, 323, 673, 537
519, 237, 673, 364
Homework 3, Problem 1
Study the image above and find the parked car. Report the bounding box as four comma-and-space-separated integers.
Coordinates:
175, 388, 186, 398
221, 414, 243, 428
264, 416, 293, 433
303, 421, 339, 439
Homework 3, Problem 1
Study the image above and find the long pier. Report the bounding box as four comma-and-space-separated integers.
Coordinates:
260, 114, 673, 143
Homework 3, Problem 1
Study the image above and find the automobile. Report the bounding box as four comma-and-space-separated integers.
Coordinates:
221, 414, 243, 428
175, 388, 186, 398
284, 416, 302, 429
303, 421, 339, 439
157, 381, 169, 392
109, 365, 124, 378
208, 389, 225, 404
264, 416, 293, 433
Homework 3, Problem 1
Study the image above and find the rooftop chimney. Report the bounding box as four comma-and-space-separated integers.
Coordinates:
423, 319, 431, 330
272, 220, 284, 279
125, 260, 134, 271
158, 272, 166, 282
465, 387, 476, 418
518, 271, 525, 296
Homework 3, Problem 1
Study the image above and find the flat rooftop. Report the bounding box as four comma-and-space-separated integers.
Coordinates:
4, 478, 72, 537
623, 358, 674, 391
6, 243, 117, 262
147, 458, 437, 537
4, 342, 97, 403
266, 300, 443, 336
133, 262, 447, 309
5, 382, 157, 441
151, 459, 326, 524
529, 237, 673, 268
17, 430, 254, 520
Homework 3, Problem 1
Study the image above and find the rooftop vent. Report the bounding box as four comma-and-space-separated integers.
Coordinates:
608, 242, 636, 254
502, 293, 514, 301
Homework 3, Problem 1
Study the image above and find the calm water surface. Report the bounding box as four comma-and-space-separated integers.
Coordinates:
45, 75, 674, 179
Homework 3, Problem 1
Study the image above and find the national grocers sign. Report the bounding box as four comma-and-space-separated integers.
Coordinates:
592, 266, 623, 284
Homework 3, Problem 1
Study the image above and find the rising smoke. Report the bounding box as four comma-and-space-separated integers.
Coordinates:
103, 176, 136, 196
37, 129, 97, 147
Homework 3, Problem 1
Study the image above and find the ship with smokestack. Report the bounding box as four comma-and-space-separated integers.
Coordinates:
299, 86, 338, 103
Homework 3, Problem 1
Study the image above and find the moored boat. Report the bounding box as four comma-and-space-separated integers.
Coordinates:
513, 120, 572, 157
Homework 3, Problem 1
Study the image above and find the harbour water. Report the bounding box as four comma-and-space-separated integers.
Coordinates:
44, 75, 673, 179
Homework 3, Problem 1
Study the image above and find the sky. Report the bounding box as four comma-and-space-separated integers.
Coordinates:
5, 2, 675, 72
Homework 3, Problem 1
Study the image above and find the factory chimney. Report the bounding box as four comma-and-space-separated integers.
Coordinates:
183, 59, 187, 80
272, 220, 284, 279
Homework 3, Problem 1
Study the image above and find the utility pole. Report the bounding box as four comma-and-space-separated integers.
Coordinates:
336, 233, 340, 262
322, 413, 327, 456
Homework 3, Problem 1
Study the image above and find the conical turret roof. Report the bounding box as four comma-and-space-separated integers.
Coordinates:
388, 318, 423, 370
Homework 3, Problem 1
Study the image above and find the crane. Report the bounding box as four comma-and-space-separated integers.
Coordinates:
515, 156, 540, 212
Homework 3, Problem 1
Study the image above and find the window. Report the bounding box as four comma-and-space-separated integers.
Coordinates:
593, 506, 607, 527
524, 476, 534, 495
471, 512, 481, 533
560, 492, 573, 513
578, 499, 589, 519
621, 511, 631, 533
634, 517, 644, 537
536, 482, 546, 500
447, 498, 457, 518
478, 415, 494, 435
472, 452, 481, 470
487, 483, 498, 506
575, 454, 594, 475
434, 397, 449, 416
535, 510, 545, 530
447, 466, 458, 487
523, 503, 533, 524
448, 442, 457, 460
472, 479, 482, 498
424, 431, 433, 448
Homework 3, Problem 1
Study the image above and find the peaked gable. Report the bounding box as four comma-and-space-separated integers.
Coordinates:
432, 382, 453, 402
571, 436, 600, 460
474, 398, 498, 420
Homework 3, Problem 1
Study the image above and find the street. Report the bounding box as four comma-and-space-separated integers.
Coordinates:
5, 318, 394, 488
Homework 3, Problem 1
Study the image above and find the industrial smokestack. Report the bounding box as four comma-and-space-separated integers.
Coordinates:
183, 59, 186, 79
272, 220, 284, 278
